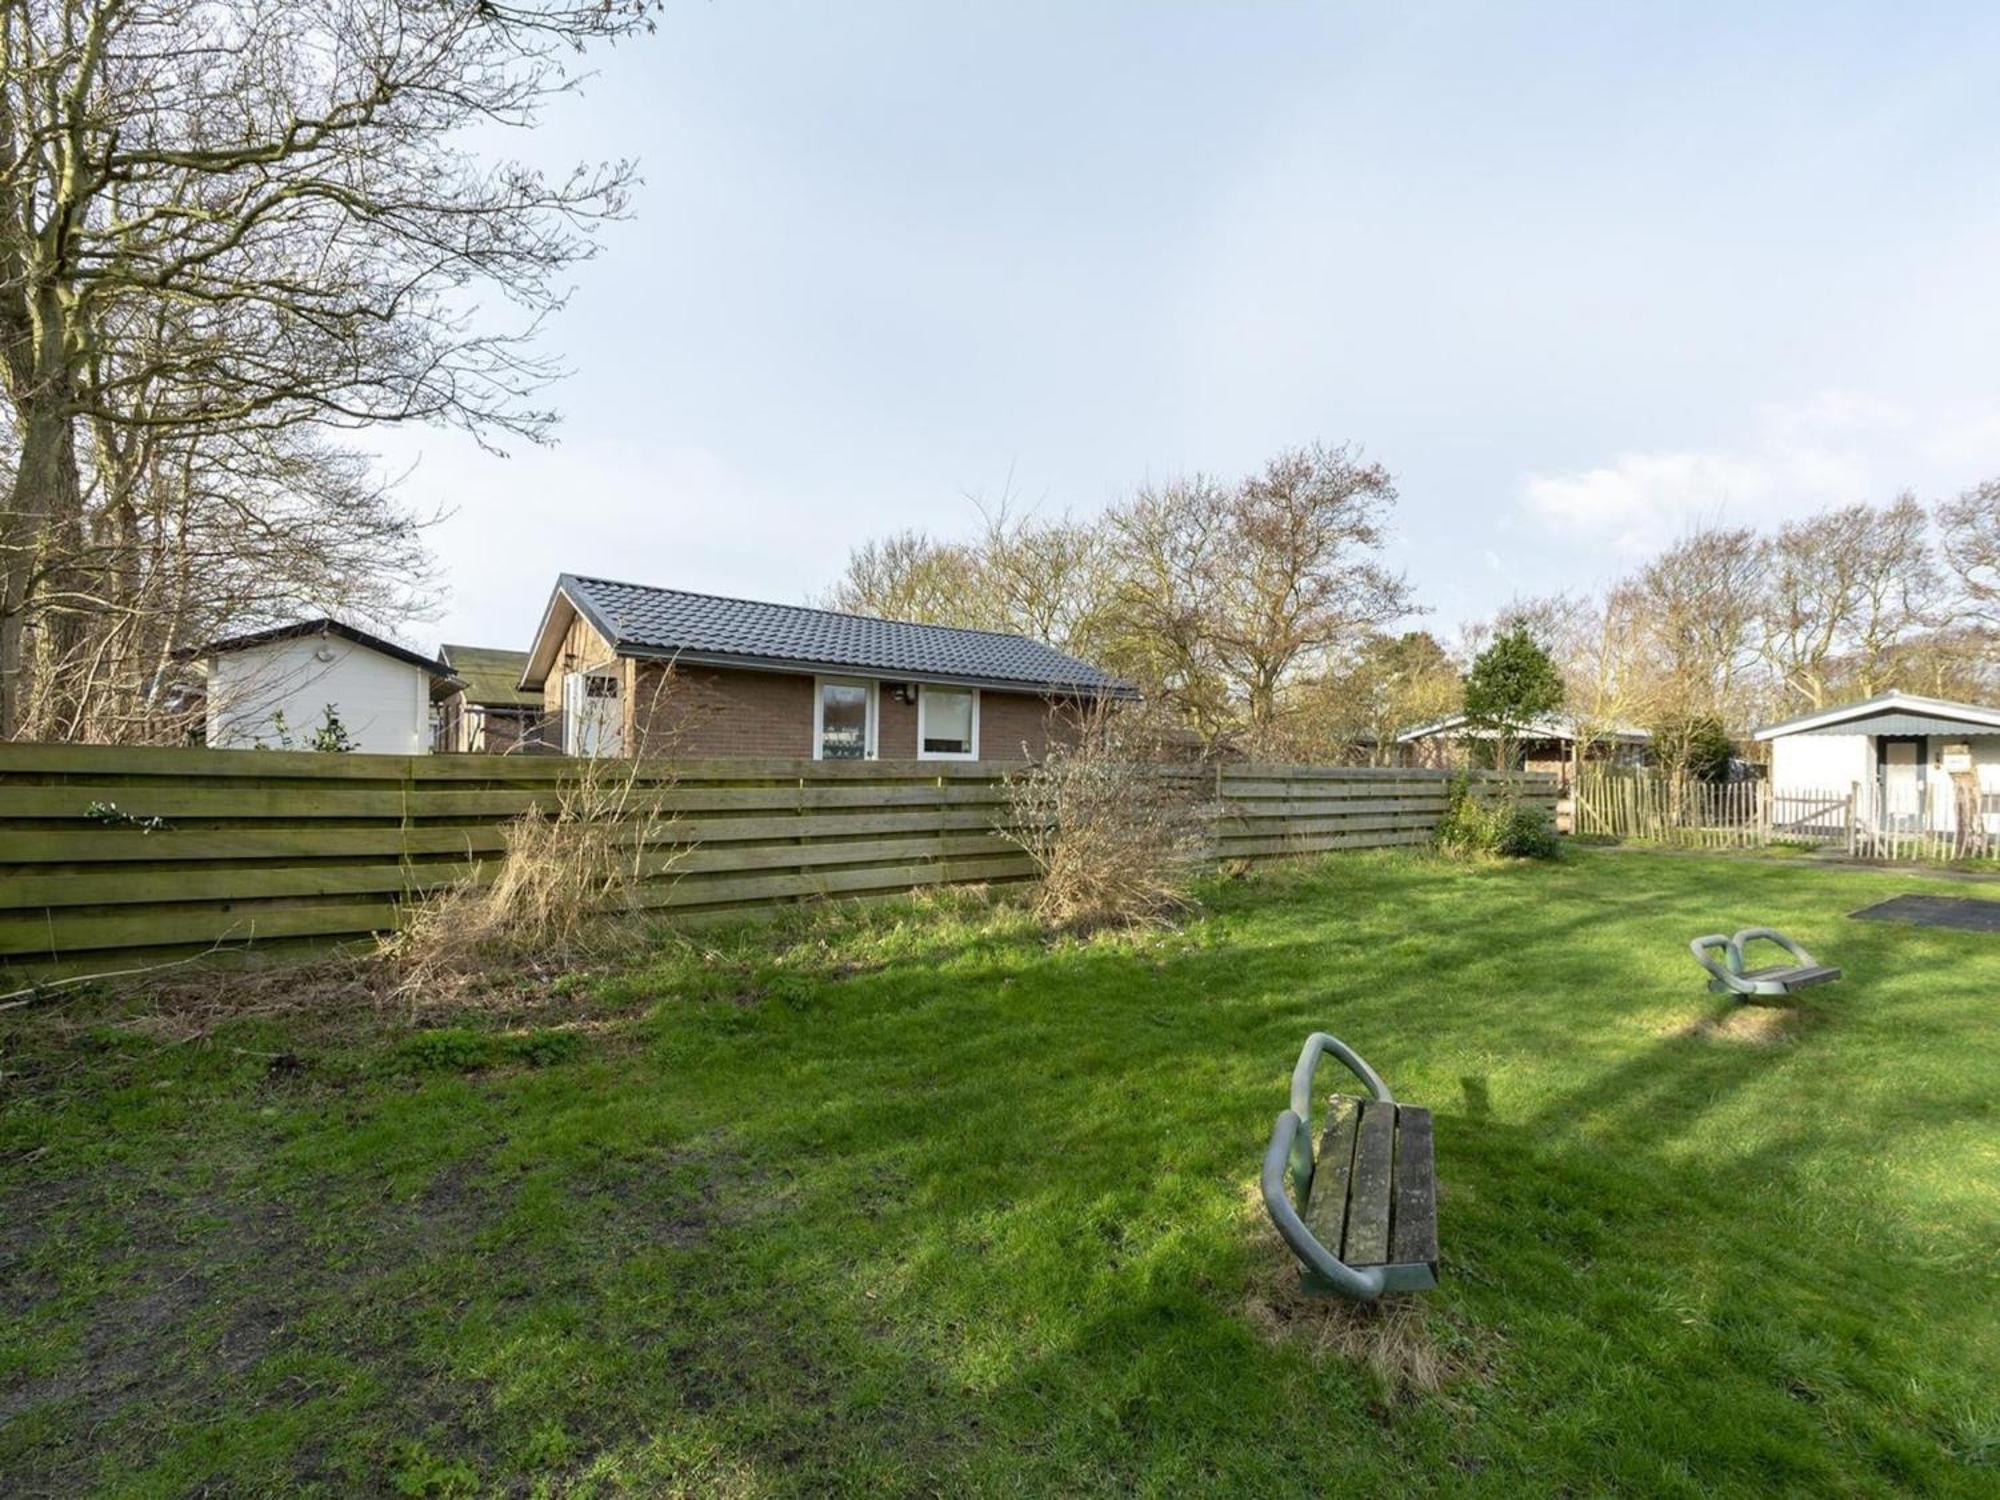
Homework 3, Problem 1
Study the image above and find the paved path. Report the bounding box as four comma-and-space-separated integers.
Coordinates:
1575, 841, 2000, 886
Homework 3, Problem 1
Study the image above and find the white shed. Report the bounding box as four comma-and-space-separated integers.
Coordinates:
194, 619, 451, 754
1754, 691, 2000, 836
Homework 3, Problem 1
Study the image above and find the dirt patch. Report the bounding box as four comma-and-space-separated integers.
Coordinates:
1676, 1004, 1814, 1047
1235, 1183, 1484, 1399
1, 1126, 747, 1494
0, 1177, 229, 1433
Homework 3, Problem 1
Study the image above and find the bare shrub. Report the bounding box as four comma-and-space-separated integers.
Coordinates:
385, 752, 681, 1006
1001, 708, 1206, 931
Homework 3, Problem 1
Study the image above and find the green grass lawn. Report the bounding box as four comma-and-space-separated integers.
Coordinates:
4, 848, 1997, 1497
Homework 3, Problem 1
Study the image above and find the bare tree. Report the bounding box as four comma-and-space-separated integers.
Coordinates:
0, 0, 655, 735
1937, 479, 2000, 629
1559, 582, 1658, 772
821, 530, 988, 626
1490, 592, 1587, 654
1208, 444, 1414, 741
1285, 628, 1459, 765
1102, 474, 1238, 745
974, 504, 1116, 660
1106, 448, 1415, 750
1632, 526, 1765, 726
1758, 497, 1938, 711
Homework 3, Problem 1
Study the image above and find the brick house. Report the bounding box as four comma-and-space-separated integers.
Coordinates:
517, 575, 1133, 761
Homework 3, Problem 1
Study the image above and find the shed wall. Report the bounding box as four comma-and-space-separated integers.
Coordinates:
1769, 733, 1869, 794
206, 637, 430, 754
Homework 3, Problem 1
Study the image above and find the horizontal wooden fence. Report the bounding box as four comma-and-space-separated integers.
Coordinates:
1212, 764, 1553, 860
0, 744, 1553, 982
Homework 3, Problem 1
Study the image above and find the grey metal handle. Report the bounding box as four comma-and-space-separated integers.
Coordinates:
1688, 933, 1741, 986
1261, 1110, 1389, 1302
1289, 1031, 1395, 1131
1733, 927, 1815, 968
1277, 1031, 1397, 1241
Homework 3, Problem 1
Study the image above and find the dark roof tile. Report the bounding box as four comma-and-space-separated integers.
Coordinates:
560, 576, 1130, 695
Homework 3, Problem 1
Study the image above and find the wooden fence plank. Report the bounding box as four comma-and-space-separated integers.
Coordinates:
0, 900, 405, 958
0, 861, 475, 910
0, 746, 1557, 978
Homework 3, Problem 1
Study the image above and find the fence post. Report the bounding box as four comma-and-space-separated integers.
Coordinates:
1846, 781, 1858, 858
795, 771, 810, 905
397, 754, 417, 925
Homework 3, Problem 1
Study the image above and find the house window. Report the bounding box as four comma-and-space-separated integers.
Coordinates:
563, 668, 623, 757
918, 685, 979, 760
815, 677, 877, 760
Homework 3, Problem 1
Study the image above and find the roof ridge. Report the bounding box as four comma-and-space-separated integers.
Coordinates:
1751, 688, 2000, 739
566, 573, 1041, 645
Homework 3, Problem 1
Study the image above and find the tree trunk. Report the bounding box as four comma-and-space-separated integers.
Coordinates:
1, 387, 85, 739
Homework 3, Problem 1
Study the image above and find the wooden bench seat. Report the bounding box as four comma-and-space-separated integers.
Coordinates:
1732, 962, 1841, 991
1261, 1032, 1441, 1299
1300, 1095, 1438, 1280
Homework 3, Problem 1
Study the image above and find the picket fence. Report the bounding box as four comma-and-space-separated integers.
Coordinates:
1574, 769, 2000, 862
1573, 773, 1848, 850
0, 744, 1553, 982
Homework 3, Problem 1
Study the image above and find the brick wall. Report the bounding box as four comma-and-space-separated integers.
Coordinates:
632, 664, 815, 757
629, 662, 1080, 761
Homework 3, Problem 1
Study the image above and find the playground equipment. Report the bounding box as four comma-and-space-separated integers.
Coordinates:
1689, 928, 1841, 999
1260, 1032, 1438, 1301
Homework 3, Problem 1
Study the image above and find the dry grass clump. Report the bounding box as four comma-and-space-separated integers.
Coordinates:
1678, 1003, 1811, 1047
1001, 712, 1207, 931
384, 756, 681, 1005
1237, 1180, 1472, 1399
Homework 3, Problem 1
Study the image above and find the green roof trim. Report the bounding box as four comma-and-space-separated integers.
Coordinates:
1796, 713, 2000, 738
439, 644, 539, 708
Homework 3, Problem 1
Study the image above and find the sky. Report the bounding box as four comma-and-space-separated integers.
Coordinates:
391, 2, 2000, 655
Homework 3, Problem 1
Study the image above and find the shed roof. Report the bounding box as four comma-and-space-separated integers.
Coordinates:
183, 618, 450, 677
1396, 712, 1650, 745
1752, 691, 2000, 741
520, 575, 1135, 697
438, 644, 539, 708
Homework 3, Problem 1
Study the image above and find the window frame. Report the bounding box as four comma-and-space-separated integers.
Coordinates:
563, 665, 624, 757
813, 675, 879, 761
917, 684, 980, 761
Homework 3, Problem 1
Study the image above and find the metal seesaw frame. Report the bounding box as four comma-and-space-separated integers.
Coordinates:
1260, 1032, 1435, 1301
1688, 927, 1839, 998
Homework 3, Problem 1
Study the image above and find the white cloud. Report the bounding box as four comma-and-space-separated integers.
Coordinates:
1519, 392, 2000, 553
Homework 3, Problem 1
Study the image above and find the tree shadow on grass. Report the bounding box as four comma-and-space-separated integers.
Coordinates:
8, 857, 1995, 1494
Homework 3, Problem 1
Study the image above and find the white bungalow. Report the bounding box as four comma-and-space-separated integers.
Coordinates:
1754, 691, 2000, 836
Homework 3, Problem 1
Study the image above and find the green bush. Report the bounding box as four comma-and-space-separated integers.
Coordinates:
1495, 803, 1561, 859
1437, 777, 1560, 860
1435, 776, 1502, 854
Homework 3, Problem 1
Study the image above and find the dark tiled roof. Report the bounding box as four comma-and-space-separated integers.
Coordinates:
559, 575, 1131, 695
439, 644, 539, 708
